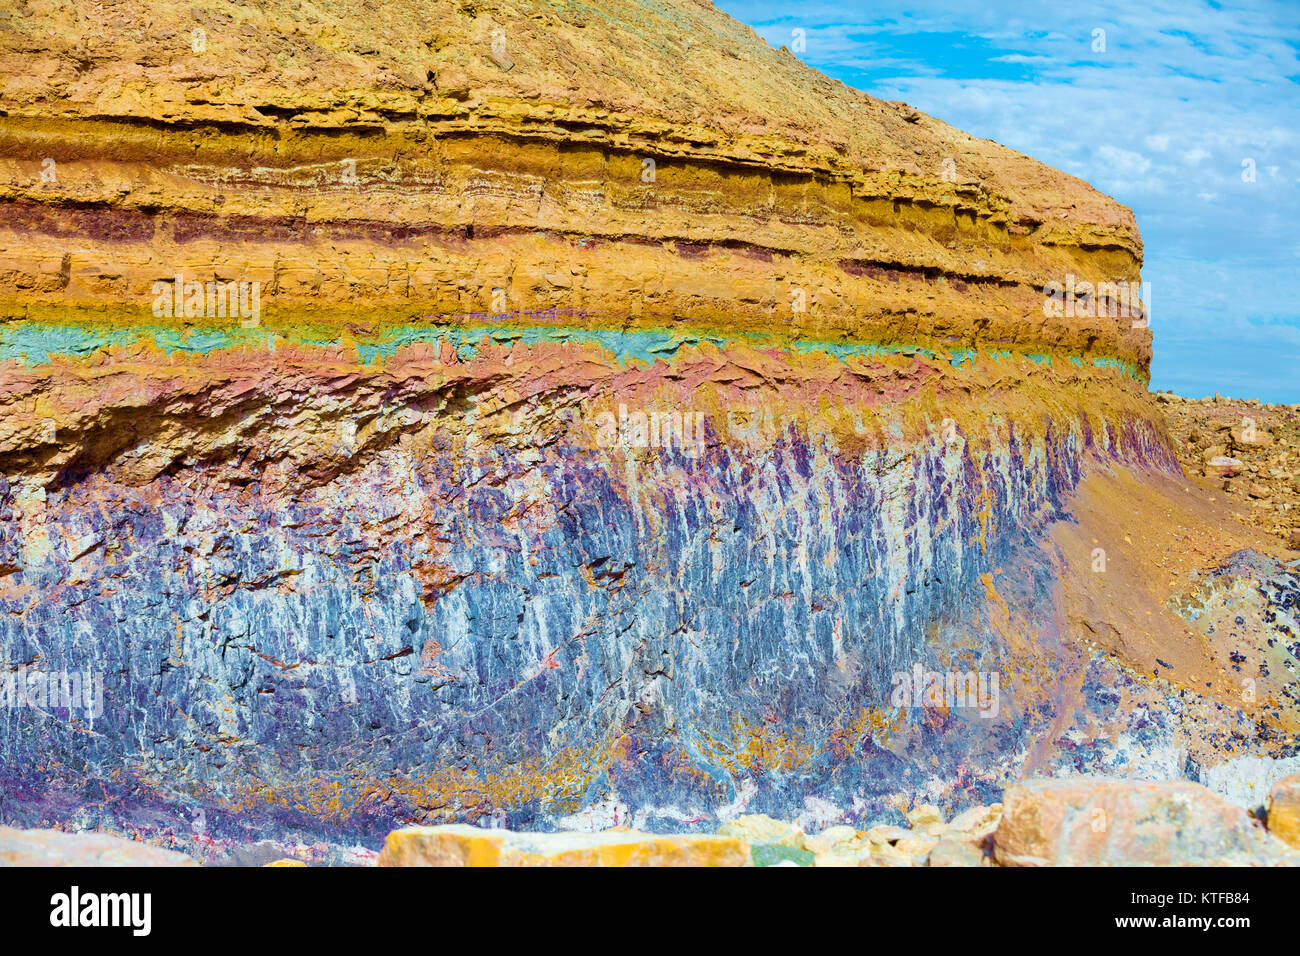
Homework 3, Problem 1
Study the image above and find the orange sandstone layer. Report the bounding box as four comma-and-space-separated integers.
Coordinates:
0, 0, 1148, 371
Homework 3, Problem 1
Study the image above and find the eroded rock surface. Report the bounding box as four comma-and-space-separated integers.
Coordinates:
0, 1, 1293, 852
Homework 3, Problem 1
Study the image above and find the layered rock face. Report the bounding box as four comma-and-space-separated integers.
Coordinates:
0, 1, 1294, 851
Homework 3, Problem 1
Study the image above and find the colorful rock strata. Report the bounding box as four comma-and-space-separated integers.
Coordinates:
0, 1, 1295, 854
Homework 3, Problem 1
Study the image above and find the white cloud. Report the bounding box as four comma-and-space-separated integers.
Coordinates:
717, 0, 1300, 399
1098, 145, 1153, 176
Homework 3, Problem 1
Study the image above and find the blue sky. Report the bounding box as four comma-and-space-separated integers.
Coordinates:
718, 0, 1300, 402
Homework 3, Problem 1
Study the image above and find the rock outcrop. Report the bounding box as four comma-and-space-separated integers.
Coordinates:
0, 0, 1149, 373
0, 1, 1295, 851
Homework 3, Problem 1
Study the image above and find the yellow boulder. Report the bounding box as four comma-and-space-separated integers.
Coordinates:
716, 814, 806, 849
378, 825, 751, 867
1267, 774, 1300, 850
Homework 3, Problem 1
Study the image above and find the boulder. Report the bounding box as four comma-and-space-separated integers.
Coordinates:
1266, 774, 1300, 849
994, 778, 1300, 866
859, 842, 916, 867
905, 804, 947, 836
1231, 426, 1274, 448
946, 803, 1002, 838
717, 814, 806, 849
805, 825, 869, 866
928, 835, 989, 867
804, 824, 860, 854
0, 826, 196, 866
378, 825, 751, 867
1204, 456, 1244, 479
894, 835, 940, 858
864, 824, 911, 845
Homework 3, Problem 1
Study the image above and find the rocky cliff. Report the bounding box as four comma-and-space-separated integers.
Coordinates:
0, 0, 1295, 852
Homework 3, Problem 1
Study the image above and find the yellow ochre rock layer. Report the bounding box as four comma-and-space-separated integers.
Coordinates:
0, 0, 1148, 371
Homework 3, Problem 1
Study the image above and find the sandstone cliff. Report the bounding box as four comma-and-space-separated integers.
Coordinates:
0, 1, 1294, 850
0, 0, 1147, 372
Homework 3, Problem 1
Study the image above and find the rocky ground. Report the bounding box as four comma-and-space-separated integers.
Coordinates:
1157, 391, 1300, 549
4, 775, 1299, 866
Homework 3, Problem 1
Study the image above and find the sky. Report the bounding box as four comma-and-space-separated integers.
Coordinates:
717, 0, 1300, 403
